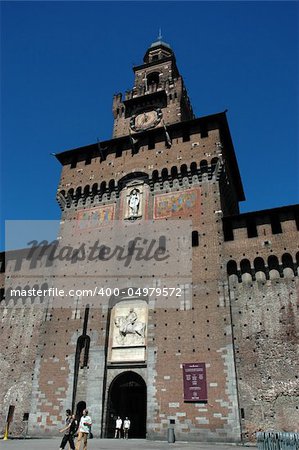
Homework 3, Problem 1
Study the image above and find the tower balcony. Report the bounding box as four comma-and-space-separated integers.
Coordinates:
125, 79, 174, 100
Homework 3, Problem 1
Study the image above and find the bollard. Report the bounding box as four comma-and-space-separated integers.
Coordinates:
167, 427, 175, 443
3, 424, 9, 440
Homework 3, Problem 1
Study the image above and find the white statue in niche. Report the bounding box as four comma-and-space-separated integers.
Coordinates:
128, 189, 140, 217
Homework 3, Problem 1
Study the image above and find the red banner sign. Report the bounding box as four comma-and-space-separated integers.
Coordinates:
183, 363, 207, 402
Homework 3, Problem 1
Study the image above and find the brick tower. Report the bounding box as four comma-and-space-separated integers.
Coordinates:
53, 36, 244, 442
112, 37, 194, 138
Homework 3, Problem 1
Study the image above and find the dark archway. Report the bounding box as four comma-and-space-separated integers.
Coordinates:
76, 401, 86, 422
106, 371, 146, 438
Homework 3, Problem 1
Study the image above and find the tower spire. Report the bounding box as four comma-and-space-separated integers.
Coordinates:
158, 28, 162, 41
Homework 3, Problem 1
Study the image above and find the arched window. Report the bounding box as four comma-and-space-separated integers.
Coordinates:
67, 188, 74, 199
282, 253, 293, 269
240, 259, 251, 274
152, 170, 159, 184
268, 255, 280, 271
161, 168, 168, 181
227, 260, 238, 276
170, 166, 178, 179
100, 181, 107, 194
180, 164, 188, 178
254, 257, 266, 273
109, 179, 115, 191
77, 335, 91, 369
254, 257, 266, 281
282, 253, 295, 276
83, 185, 90, 198
268, 255, 280, 279
92, 183, 98, 195
75, 187, 82, 201
147, 72, 160, 86
190, 162, 197, 175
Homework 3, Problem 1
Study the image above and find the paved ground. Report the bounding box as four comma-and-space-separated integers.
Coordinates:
0, 438, 256, 450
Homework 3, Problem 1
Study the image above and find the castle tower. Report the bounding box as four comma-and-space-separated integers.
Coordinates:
113, 37, 194, 138
52, 39, 245, 441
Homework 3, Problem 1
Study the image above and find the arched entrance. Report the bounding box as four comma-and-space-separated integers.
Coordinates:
106, 371, 146, 438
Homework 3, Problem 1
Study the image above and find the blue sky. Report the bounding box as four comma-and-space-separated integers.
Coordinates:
1, 1, 298, 250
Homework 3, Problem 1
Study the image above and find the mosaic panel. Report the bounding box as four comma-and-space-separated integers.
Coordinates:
153, 188, 200, 219
76, 205, 115, 230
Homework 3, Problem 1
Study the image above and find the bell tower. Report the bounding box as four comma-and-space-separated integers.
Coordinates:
112, 36, 194, 138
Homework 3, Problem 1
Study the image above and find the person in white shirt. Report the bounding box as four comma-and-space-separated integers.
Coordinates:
114, 416, 122, 438
75, 409, 92, 450
123, 417, 131, 439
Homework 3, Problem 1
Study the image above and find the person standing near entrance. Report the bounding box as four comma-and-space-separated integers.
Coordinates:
75, 409, 92, 450
114, 416, 122, 438
59, 409, 75, 450
123, 417, 131, 439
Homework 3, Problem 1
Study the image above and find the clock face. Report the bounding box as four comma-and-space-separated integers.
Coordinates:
130, 109, 162, 132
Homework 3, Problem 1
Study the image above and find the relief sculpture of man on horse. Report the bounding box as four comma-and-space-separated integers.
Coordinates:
114, 308, 146, 345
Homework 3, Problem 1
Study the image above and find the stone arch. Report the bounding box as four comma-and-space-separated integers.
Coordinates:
65, 188, 74, 207
100, 181, 107, 195
240, 259, 252, 282
190, 161, 197, 175
227, 260, 239, 284
109, 179, 115, 192
180, 164, 188, 179
268, 255, 279, 270
75, 186, 82, 203
240, 259, 251, 274
152, 169, 159, 184
170, 166, 178, 179
105, 371, 146, 438
282, 253, 295, 277
83, 184, 90, 198
254, 257, 267, 281
147, 71, 159, 86
92, 183, 98, 195
268, 255, 280, 279
161, 167, 168, 181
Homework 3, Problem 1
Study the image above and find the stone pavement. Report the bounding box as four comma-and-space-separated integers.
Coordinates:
0, 438, 256, 450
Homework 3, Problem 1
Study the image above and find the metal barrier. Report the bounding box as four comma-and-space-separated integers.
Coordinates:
256, 431, 299, 450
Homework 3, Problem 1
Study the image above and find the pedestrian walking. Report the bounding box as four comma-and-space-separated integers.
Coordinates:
123, 417, 131, 439
114, 416, 122, 438
75, 409, 92, 450
59, 409, 75, 450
